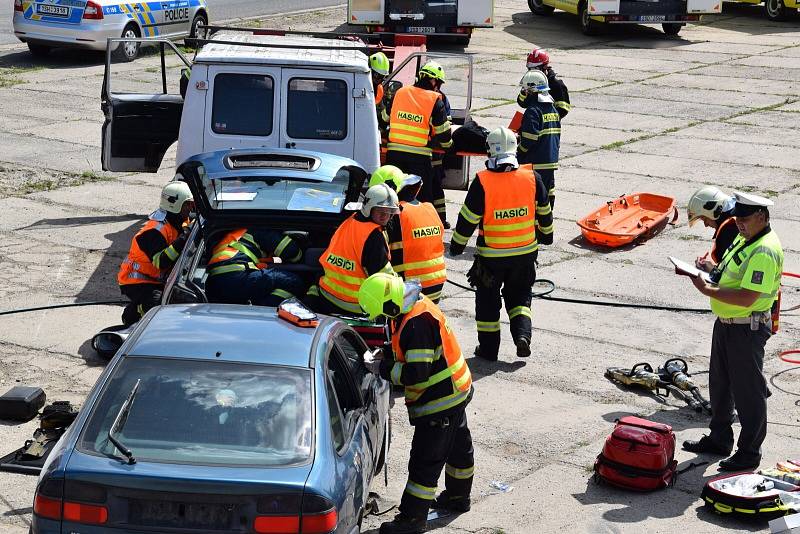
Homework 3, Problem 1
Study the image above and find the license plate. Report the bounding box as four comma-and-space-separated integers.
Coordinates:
129, 500, 235, 529
407, 26, 435, 33
36, 4, 69, 16
638, 15, 667, 21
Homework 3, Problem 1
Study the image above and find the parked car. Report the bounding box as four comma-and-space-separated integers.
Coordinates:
13, 0, 208, 60
32, 301, 391, 534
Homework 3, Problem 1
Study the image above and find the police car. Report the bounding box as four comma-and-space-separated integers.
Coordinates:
13, 0, 208, 60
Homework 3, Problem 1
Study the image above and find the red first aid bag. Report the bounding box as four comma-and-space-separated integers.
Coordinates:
594, 416, 677, 491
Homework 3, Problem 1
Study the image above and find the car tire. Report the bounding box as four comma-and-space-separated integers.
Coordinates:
27, 43, 52, 57
528, 0, 555, 15
579, 2, 603, 35
451, 34, 471, 46
187, 12, 208, 42
662, 22, 683, 35
113, 24, 140, 62
764, 0, 788, 21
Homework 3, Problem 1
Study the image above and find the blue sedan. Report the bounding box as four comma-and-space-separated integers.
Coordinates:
32, 302, 391, 533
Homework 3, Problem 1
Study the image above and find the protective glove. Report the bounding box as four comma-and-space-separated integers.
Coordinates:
449, 242, 465, 257
363, 348, 383, 375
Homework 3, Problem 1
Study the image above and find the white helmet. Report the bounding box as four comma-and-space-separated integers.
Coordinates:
360, 183, 400, 218
520, 69, 549, 93
687, 186, 734, 226
160, 181, 194, 214
487, 127, 517, 158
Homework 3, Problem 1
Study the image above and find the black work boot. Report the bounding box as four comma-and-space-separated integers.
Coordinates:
433, 490, 471, 513
379, 512, 427, 534
682, 435, 732, 456
474, 345, 497, 362
515, 338, 531, 358
719, 451, 761, 471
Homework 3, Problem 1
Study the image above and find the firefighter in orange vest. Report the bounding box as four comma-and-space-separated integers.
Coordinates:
385, 61, 453, 205
687, 186, 738, 271
306, 184, 399, 315
118, 181, 194, 325
370, 51, 391, 131
359, 273, 474, 534
204, 229, 305, 306
370, 165, 447, 303
450, 127, 554, 361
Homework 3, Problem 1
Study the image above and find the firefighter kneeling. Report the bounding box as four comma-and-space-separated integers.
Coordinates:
359, 273, 474, 534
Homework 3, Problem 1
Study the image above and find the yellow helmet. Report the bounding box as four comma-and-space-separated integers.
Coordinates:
369, 52, 390, 76
368, 165, 406, 190
418, 60, 446, 83
358, 273, 405, 319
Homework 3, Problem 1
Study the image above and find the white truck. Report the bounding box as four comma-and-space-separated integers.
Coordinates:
100, 29, 476, 189
347, 0, 493, 45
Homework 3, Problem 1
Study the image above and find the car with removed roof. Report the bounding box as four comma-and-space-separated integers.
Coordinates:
31, 301, 391, 534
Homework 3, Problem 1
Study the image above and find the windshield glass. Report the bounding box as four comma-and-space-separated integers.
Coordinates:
79, 357, 313, 466
201, 167, 352, 214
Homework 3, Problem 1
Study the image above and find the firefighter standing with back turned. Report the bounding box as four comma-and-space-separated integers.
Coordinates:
450, 127, 554, 361
385, 61, 453, 205
680, 191, 783, 471
517, 48, 571, 119
117, 181, 194, 326
370, 165, 447, 303
359, 273, 474, 534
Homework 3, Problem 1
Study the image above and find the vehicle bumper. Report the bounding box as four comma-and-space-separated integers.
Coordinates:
597, 13, 702, 21
13, 15, 122, 50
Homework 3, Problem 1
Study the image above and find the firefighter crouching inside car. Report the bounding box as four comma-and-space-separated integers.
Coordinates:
204, 229, 305, 306
359, 273, 474, 534
370, 165, 447, 303
118, 181, 194, 326
305, 183, 399, 315
450, 127, 554, 361
680, 191, 783, 472
385, 61, 453, 206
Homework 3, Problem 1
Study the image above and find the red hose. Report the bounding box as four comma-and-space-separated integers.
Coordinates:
784, 271, 800, 279
780, 350, 800, 364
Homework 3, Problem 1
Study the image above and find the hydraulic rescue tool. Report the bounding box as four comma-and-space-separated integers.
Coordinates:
658, 358, 712, 414
605, 362, 707, 414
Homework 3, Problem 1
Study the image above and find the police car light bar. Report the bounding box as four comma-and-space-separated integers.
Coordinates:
278, 298, 319, 328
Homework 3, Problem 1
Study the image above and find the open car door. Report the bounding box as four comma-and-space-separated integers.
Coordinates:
383, 51, 474, 190
101, 38, 191, 172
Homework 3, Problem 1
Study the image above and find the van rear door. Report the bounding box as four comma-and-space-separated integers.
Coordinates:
202, 66, 282, 155
279, 70, 356, 159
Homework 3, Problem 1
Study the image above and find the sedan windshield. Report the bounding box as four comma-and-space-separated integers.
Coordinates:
79, 357, 312, 467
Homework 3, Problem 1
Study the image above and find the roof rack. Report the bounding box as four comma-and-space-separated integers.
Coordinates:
185, 37, 371, 53
197, 25, 427, 48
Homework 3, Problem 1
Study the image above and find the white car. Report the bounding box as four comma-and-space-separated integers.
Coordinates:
13, 0, 209, 60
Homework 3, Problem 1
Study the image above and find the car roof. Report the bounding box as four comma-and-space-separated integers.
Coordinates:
186, 148, 363, 183
126, 304, 330, 367
195, 32, 370, 73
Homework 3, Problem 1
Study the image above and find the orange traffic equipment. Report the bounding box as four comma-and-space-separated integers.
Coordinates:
577, 193, 678, 248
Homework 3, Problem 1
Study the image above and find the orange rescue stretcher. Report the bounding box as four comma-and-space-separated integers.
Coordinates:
577, 193, 678, 248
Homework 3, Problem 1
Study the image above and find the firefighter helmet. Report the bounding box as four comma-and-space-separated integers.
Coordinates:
360, 183, 400, 218
368, 165, 406, 190
358, 273, 405, 319
418, 61, 446, 83
526, 48, 550, 69
160, 181, 193, 214
369, 52, 390, 76
687, 186, 734, 226
486, 127, 517, 158
520, 69, 549, 93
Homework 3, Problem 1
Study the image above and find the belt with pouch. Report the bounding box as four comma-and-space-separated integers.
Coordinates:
718, 311, 770, 325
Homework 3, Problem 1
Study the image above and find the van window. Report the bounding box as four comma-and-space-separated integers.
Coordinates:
286, 78, 347, 140
212, 74, 274, 136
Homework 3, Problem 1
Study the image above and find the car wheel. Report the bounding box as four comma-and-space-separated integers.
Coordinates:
528, 0, 555, 15
662, 22, 683, 35
764, 0, 788, 21
187, 12, 208, 42
113, 24, 140, 62
579, 2, 603, 35
27, 43, 52, 57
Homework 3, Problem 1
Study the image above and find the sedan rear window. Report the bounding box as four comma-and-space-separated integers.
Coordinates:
78, 357, 312, 466
212, 74, 275, 136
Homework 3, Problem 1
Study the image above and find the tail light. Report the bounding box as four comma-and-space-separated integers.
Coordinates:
253, 494, 336, 534
14, 0, 23, 12
33, 478, 108, 526
82, 0, 104, 20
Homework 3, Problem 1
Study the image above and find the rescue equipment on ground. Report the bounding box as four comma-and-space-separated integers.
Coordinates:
594, 416, 677, 491
0, 386, 46, 422
605, 359, 711, 414
702, 472, 800, 520
278, 298, 319, 328
577, 193, 678, 248
451, 119, 490, 154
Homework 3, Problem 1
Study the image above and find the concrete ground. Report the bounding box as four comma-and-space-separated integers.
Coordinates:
0, 1, 799, 533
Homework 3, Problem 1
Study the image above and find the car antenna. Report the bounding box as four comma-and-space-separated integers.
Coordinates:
107, 379, 141, 465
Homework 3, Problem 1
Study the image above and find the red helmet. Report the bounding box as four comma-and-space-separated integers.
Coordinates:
526, 48, 550, 69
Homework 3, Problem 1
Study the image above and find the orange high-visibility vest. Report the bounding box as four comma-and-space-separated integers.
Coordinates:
393, 201, 446, 293
391, 295, 472, 418
710, 217, 737, 264
477, 164, 538, 258
318, 215, 381, 314
387, 86, 440, 157
375, 83, 384, 105
118, 217, 180, 285
207, 229, 271, 271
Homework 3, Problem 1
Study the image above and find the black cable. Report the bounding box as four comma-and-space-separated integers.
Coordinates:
0, 301, 126, 317
767, 366, 800, 428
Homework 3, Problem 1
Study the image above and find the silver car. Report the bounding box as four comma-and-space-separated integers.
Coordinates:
13, 0, 208, 60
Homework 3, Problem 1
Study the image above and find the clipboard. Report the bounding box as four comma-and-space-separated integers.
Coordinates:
669, 256, 711, 283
